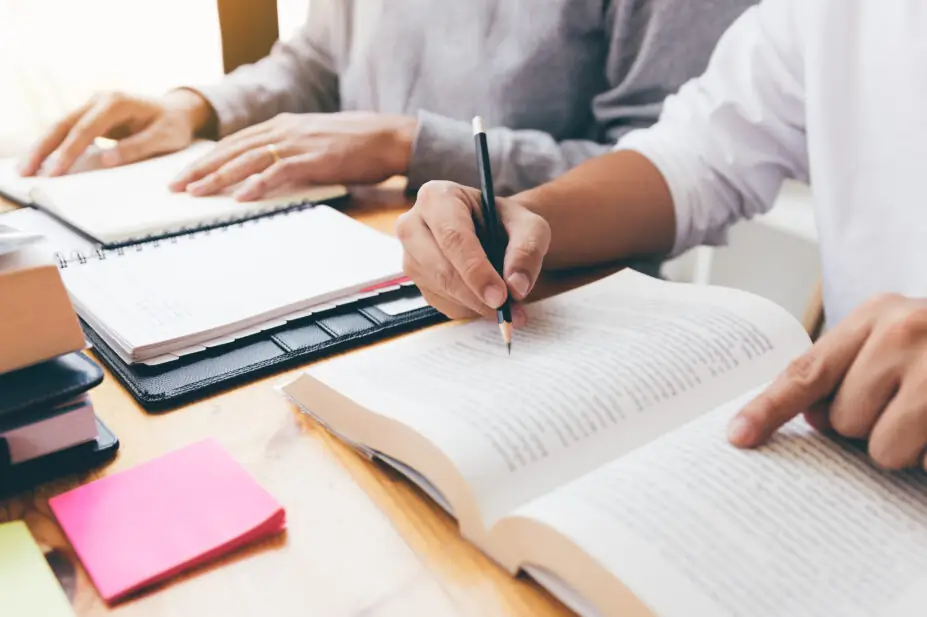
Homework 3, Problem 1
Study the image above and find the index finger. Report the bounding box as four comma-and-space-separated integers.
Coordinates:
18, 104, 89, 176
48, 101, 126, 176
417, 184, 506, 309
728, 315, 873, 448
169, 135, 271, 191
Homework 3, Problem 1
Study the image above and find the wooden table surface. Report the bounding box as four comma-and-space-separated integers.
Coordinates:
0, 182, 616, 617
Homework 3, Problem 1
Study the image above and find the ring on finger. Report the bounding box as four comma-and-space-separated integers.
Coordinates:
266, 143, 281, 164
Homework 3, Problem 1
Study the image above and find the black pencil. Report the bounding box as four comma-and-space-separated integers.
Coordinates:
472, 116, 513, 354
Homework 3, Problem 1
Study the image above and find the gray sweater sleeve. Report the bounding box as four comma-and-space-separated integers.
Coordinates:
191, 2, 341, 138
407, 0, 753, 195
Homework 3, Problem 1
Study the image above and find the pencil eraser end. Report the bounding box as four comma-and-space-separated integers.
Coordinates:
472, 116, 484, 135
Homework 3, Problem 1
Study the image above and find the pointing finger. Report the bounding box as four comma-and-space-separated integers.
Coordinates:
728, 316, 872, 448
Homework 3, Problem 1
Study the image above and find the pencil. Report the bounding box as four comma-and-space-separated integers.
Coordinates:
472, 116, 513, 354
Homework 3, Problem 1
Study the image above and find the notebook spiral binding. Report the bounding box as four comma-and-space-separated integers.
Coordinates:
53, 202, 316, 269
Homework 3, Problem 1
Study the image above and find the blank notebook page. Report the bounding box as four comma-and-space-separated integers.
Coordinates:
6, 142, 346, 245
59, 205, 404, 353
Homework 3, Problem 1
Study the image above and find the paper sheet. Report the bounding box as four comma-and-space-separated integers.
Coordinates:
59, 205, 404, 362
7, 142, 346, 245
49, 439, 286, 602
0, 521, 75, 617
0, 224, 43, 257
0, 207, 98, 257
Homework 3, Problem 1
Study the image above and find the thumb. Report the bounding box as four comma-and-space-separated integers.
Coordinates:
501, 207, 551, 301
100, 124, 163, 167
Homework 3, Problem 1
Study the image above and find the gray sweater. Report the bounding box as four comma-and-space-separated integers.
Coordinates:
195, 0, 753, 195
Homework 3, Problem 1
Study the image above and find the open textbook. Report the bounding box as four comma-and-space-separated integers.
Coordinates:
283, 269, 927, 617
0, 141, 346, 246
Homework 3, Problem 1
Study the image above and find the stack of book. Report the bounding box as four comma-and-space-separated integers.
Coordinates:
0, 228, 116, 493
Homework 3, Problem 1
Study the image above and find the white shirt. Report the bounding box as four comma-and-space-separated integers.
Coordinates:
617, 0, 927, 327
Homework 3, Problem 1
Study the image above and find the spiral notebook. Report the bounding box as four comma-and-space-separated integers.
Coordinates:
55, 205, 407, 365
0, 142, 347, 247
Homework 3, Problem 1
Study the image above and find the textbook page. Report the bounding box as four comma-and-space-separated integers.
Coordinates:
509, 388, 927, 617
304, 270, 811, 529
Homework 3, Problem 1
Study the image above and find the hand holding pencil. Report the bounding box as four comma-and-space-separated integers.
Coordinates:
395, 126, 551, 348
472, 116, 514, 353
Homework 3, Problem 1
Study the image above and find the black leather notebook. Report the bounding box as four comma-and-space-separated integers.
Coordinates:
0, 352, 119, 495
0, 206, 446, 412
0, 417, 119, 497
0, 352, 102, 424
82, 292, 444, 412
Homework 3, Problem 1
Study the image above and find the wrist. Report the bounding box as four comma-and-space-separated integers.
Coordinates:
511, 186, 551, 221
162, 88, 217, 138
387, 115, 418, 176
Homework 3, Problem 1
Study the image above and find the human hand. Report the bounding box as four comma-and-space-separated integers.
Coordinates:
168, 111, 417, 200
395, 181, 551, 326
18, 89, 211, 177
729, 293, 927, 470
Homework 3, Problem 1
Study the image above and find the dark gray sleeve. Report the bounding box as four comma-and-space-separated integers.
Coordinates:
407, 0, 755, 196
190, 2, 342, 138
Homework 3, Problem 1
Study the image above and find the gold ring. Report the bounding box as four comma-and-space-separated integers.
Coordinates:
266, 144, 281, 163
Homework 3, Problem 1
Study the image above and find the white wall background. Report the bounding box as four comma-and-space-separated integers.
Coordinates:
0, 0, 311, 157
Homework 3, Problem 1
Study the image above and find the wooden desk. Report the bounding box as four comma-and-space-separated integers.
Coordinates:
0, 185, 613, 617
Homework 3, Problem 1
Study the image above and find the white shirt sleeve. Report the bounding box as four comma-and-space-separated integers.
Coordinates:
615, 0, 809, 257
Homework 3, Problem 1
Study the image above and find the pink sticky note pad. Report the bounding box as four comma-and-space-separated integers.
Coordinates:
49, 439, 285, 603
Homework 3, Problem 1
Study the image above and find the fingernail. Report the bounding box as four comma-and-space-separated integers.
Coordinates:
508, 272, 530, 299
483, 285, 505, 308
512, 305, 527, 329
100, 149, 121, 167
727, 416, 756, 447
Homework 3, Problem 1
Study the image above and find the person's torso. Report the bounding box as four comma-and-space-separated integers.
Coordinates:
326, 0, 610, 141
802, 1, 927, 325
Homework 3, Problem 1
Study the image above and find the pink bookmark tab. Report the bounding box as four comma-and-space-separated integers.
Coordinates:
360, 275, 410, 292
49, 438, 285, 603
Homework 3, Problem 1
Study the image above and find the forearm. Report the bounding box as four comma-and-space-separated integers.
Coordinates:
513, 149, 676, 270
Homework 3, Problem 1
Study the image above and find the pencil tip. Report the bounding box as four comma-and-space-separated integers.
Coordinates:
507, 342, 511, 356
499, 322, 512, 347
